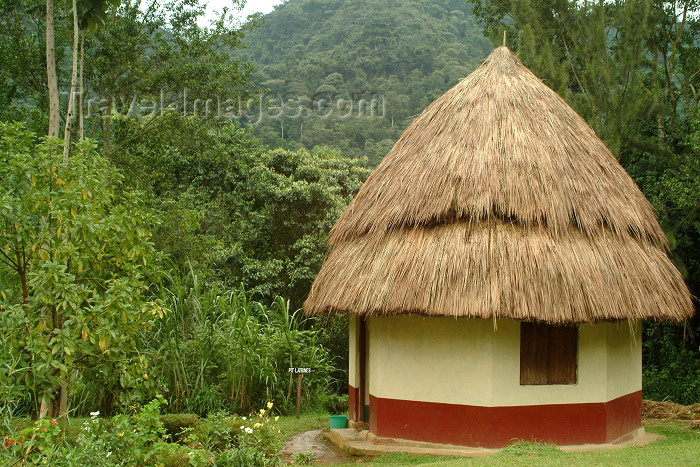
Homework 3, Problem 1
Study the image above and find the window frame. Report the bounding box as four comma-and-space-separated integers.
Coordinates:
519, 322, 578, 385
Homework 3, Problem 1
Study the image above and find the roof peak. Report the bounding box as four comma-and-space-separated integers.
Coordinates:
305, 43, 693, 323
482, 46, 526, 75
328, 44, 665, 247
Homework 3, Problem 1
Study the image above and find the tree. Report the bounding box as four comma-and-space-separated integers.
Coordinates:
0, 122, 164, 417
48, 0, 121, 142
0, 0, 58, 132
112, 115, 371, 308
46, 0, 59, 137
630, 110, 700, 404
231, 146, 370, 307
2, 0, 255, 154
81, 0, 255, 156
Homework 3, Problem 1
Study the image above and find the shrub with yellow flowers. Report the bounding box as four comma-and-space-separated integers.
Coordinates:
183, 401, 281, 466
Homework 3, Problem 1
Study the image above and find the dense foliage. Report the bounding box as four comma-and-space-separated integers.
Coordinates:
0, 122, 164, 418
1, 397, 283, 466
0, 0, 365, 419
112, 116, 369, 307
143, 270, 335, 417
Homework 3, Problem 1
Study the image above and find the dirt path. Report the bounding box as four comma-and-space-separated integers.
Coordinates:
280, 429, 368, 465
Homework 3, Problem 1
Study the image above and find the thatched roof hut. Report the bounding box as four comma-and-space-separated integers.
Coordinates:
305, 46, 692, 324
306, 46, 694, 449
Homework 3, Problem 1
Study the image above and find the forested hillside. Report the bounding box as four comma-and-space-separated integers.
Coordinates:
240, 0, 491, 165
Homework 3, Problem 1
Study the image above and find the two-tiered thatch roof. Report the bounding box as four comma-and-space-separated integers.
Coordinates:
304, 47, 693, 324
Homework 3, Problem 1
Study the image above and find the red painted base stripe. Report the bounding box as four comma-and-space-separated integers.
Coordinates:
605, 390, 643, 441
369, 391, 641, 448
348, 385, 359, 421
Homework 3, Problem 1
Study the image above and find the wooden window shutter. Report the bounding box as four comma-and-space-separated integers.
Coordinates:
520, 322, 577, 385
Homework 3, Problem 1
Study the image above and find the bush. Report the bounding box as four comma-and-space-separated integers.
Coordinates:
0, 398, 283, 466
215, 445, 276, 467
0, 122, 165, 417
643, 322, 700, 405
643, 348, 700, 405
321, 393, 349, 414
190, 403, 282, 457
160, 413, 200, 441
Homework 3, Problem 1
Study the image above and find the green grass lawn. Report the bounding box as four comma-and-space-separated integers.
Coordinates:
276, 412, 330, 439
281, 416, 700, 466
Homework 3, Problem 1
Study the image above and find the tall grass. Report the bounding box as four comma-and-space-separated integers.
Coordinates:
143, 267, 333, 416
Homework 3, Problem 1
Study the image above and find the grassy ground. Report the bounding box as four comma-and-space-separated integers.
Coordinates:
276, 412, 329, 439
280, 416, 700, 466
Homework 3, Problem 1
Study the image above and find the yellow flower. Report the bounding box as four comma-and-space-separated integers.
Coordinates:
274, 416, 279, 421
266, 401, 273, 409
259, 408, 265, 415
253, 423, 262, 429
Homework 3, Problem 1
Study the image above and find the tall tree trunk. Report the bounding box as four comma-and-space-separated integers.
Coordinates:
63, 0, 79, 159
653, 39, 665, 145
39, 395, 51, 419
46, 0, 59, 137
79, 33, 85, 141
58, 379, 69, 417
102, 111, 111, 155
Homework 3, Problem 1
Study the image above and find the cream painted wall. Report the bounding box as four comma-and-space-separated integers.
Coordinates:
368, 316, 494, 406
364, 318, 370, 400
606, 320, 642, 401
349, 315, 358, 388
364, 316, 641, 407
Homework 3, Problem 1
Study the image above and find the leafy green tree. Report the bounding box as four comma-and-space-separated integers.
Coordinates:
631, 111, 700, 404
110, 116, 259, 281
0, 122, 165, 417
82, 0, 256, 156
112, 115, 370, 308
230, 146, 370, 306
0, 0, 256, 154
0, 0, 65, 133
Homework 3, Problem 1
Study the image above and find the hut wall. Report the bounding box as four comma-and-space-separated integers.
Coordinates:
604, 320, 643, 441
369, 316, 494, 406
489, 320, 641, 406
348, 315, 371, 423
348, 315, 358, 420
360, 316, 642, 447
605, 320, 642, 401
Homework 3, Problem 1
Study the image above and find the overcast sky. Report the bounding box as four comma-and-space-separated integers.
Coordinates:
199, 0, 282, 25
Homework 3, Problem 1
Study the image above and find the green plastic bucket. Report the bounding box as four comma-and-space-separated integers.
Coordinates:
329, 415, 347, 429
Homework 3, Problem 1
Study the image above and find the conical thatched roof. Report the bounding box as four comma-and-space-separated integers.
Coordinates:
304, 47, 693, 323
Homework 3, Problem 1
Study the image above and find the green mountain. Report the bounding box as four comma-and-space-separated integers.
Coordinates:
240, 0, 491, 165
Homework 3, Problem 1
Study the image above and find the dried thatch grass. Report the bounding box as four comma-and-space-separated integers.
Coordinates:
642, 400, 700, 421
304, 47, 694, 323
